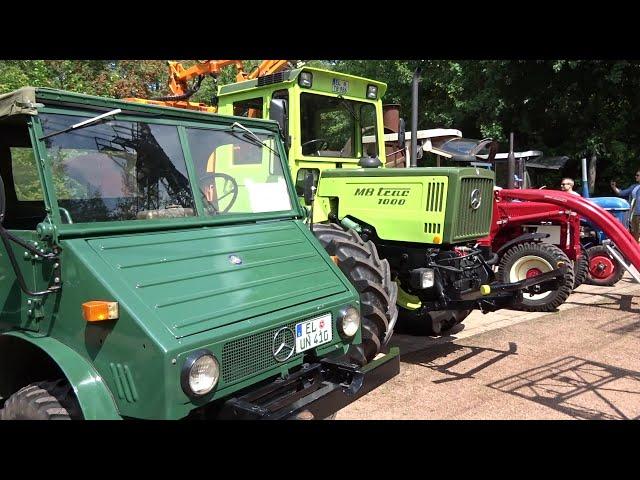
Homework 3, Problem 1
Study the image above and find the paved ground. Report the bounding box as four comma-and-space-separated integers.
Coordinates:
337, 274, 640, 420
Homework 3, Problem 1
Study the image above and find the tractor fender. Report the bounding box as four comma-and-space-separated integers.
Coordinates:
2, 332, 121, 420
496, 232, 550, 256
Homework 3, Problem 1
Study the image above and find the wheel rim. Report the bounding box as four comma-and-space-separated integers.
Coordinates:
509, 255, 553, 300
589, 254, 616, 280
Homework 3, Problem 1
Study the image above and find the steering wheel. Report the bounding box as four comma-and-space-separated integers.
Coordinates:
301, 138, 328, 156
199, 172, 239, 214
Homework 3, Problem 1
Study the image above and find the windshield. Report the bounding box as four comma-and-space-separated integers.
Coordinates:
39, 113, 292, 224
300, 93, 378, 158
186, 127, 291, 215
41, 113, 196, 223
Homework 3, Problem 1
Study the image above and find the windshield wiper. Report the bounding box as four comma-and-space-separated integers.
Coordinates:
230, 121, 280, 157
40, 108, 122, 140
336, 95, 360, 122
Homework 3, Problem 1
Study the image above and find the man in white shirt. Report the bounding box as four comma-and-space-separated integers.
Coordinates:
560, 178, 581, 196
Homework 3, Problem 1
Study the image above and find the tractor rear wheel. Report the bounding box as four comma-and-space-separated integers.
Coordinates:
573, 247, 589, 290
0, 379, 80, 420
313, 224, 397, 365
585, 245, 625, 286
498, 241, 574, 312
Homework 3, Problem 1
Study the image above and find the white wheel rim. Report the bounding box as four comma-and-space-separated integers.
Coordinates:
509, 255, 554, 301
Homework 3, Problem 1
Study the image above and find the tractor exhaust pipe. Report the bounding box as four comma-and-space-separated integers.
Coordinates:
581, 157, 590, 197
507, 132, 516, 190
410, 67, 422, 168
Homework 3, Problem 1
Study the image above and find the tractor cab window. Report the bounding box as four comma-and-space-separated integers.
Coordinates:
39, 113, 196, 224
300, 93, 378, 158
186, 127, 292, 215
233, 98, 264, 119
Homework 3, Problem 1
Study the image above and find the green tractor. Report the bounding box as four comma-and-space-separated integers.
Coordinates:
211, 65, 568, 355
0, 87, 399, 419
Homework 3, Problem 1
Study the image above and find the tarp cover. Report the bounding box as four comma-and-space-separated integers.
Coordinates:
0, 87, 38, 119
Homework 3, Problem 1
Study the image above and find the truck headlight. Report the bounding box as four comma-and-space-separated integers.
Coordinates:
299, 71, 313, 88
338, 307, 360, 338
366, 84, 378, 99
410, 268, 435, 289
181, 350, 219, 397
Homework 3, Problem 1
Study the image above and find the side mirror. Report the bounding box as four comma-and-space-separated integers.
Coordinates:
269, 98, 288, 143
0, 174, 5, 224
397, 118, 406, 149
303, 171, 316, 206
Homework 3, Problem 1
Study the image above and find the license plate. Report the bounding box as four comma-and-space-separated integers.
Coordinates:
295, 313, 332, 353
332, 78, 349, 94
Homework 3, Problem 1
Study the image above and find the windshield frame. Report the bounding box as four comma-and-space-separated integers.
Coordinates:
297, 90, 380, 163
31, 105, 302, 237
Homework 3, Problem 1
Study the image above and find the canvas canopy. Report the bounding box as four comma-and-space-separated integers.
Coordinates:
0, 87, 40, 119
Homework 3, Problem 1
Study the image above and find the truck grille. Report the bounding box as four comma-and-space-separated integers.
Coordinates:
453, 177, 494, 241
426, 181, 445, 212
221, 321, 303, 385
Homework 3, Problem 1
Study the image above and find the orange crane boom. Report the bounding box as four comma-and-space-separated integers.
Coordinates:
124, 60, 295, 112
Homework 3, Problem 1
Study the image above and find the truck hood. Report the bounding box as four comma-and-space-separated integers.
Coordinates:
72, 221, 348, 339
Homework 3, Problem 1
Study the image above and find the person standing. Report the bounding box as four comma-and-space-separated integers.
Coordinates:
611, 170, 640, 242
560, 178, 581, 195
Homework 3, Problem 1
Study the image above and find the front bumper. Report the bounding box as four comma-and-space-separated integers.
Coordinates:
217, 348, 400, 420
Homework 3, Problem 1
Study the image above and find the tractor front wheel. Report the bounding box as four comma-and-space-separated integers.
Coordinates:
585, 245, 625, 286
573, 247, 589, 290
498, 241, 574, 312
313, 224, 398, 365
0, 379, 80, 420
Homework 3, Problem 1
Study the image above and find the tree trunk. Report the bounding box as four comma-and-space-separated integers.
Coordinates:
588, 153, 597, 194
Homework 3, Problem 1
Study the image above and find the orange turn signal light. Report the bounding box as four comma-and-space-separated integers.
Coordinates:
433, 235, 442, 244
330, 255, 340, 265
82, 301, 119, 322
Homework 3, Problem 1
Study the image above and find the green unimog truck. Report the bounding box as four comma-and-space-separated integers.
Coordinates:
0, 87, 399, 420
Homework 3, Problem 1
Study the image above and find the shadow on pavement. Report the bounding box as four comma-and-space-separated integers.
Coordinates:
597, 314, 640, 339
565, 293, 640, 314
488, 356, 640, 419
400, 341, 518, 384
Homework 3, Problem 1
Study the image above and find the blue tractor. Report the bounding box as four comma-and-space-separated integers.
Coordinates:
578, 160, 633, 286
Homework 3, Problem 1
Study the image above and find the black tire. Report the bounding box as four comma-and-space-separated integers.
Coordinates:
0, 379, 80, 420
585, 245, 625, 287
397, 306, 471, 336
572, 247, 589, 290
313, 224, 397, 364
497, 241, 574, 312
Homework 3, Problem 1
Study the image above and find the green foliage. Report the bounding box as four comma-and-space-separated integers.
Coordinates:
2, 59, 640, 194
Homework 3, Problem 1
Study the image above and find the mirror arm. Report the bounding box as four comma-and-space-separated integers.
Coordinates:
0, 225, 60, 296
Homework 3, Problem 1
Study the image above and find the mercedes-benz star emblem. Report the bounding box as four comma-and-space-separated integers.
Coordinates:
272, 327, 296, 362
228, 254, 242, 265
470, 188, 482, 210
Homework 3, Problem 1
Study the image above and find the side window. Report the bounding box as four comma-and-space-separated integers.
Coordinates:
11, 147, 43, 201
360, 104, 378, 157
233, 97, 264, 119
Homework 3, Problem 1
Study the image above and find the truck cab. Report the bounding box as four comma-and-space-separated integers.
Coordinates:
0, 87, 398, 420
